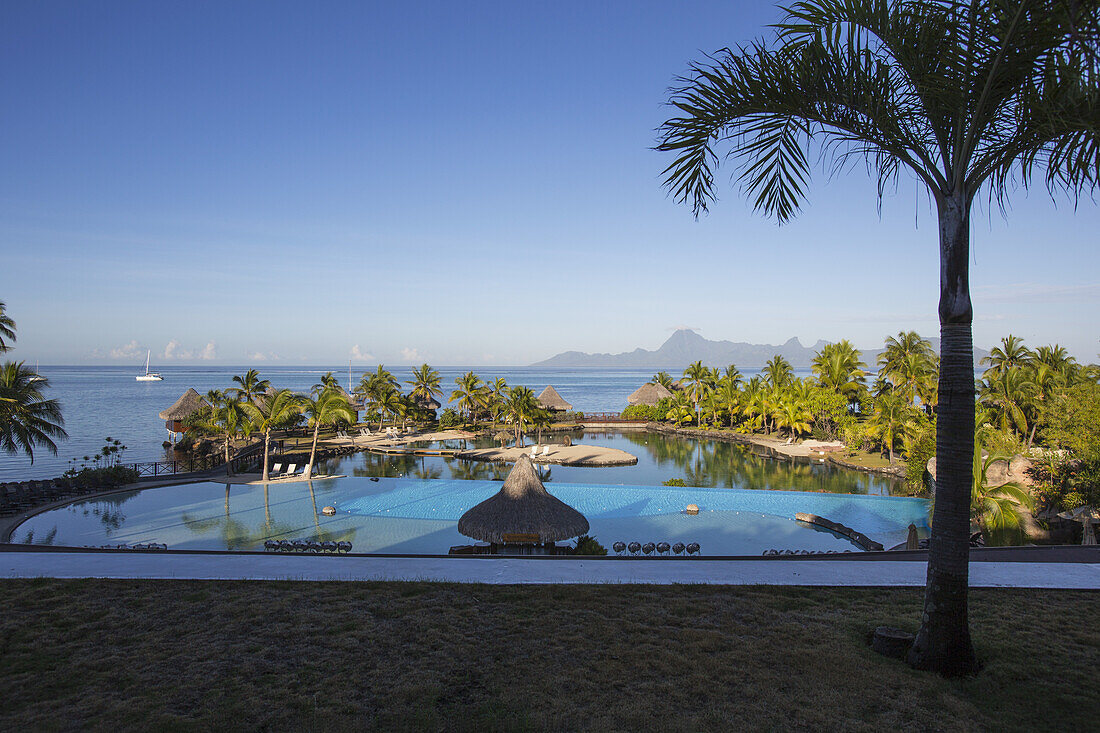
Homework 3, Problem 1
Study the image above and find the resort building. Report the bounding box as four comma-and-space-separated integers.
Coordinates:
536, 385, 572, 412
158, 388, 209, 442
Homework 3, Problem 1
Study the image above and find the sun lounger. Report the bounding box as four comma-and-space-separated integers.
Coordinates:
282, 463, 297, 478
360, 428, 371, 437
297, 464, 310, 477
541, 445, 550, 456
271, 463, 283, 476
530, 446, 538, 458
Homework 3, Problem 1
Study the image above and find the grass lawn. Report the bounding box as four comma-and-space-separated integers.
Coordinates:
1, 580, 1095, 731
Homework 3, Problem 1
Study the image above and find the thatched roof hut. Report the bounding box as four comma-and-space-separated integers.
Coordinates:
536, 385, 572, 412
409, 392, 442, 411
158, 388, 209, 421
457, 455, 589, 544
159, 388, 209, 435
627, 382, 672, 406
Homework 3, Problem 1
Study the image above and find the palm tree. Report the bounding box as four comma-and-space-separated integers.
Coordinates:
979, 366, 1037, 442
299, 391, 355, 479
407, 363, 443, 402
229, 369, 270, 404
503, 386, 537, 446
715, 380, 742, 427
373, 387, 402, 430
316, 372, 340, 392
649, 371, 676, 390
971, 441, 1035, 547
0, 301, 15, 352
0, 361, 67, 463
191, 397, 246, 475
775, 397, 812, 439
813, 341, 868, 406
980, 335, 1033, 378
241, 388, 301, 482
487, 377, 508, 430
866, 391, 914, 465
878, 332, 938, 406
762, 355, 794, 390
682, 360, 712, 426
1033, 344, 1080, 386
450, 372, 484, 424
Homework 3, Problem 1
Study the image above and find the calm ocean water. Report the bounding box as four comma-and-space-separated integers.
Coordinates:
2, 365, 810, 481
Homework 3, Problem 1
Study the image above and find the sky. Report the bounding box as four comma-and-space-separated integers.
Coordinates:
1, 0, 1097, 367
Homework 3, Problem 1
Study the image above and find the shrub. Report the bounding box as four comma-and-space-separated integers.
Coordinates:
662, 478, 687, 487
572, 535, 607, 555
438, 408, 462, 429
621, 404, 665, 421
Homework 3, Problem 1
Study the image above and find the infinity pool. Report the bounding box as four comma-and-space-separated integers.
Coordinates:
9, 477, 930, 556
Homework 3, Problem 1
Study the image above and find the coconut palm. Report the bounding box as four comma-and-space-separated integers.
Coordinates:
1033, 344, 1081, 386
191, 397, 246, 475
722, 364, 743, 387
682, 360, 712, 426
373, 386, 402, 430
0, 361, 67, 463
866, 391, 914, 465
450, 372, 484, 424
980, 335, 1033, 378
241, 388, 301, 482
406, 363, 442, 402
503, 386, 538, 446
813, 340, 868, 406
487, 377, 508, 430
762, 355, 794, 390
649, 371, 677, 390
715, 380, 742, 427
775, 397, 812, 439
878, 332, 938, 406
979, 366, 1037, 442
0, 300, 15, 352
299, 391, 355, 479
971, 439, 1036, 546
316, 372, 340, 392
229, 369, 270, 404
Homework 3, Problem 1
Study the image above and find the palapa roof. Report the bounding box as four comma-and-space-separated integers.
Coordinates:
409, 392, 441, 410
158, 388, 209, 420
536, 385, 572, 411
457, 455, 589, 543
627, 382, 673, 406
333, 386, 363, 409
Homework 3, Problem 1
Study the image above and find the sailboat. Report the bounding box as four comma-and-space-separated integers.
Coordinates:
136, 350, 163, 381
29, 360, 45, 383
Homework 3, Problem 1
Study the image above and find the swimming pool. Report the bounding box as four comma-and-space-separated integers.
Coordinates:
9, 477, 930, 556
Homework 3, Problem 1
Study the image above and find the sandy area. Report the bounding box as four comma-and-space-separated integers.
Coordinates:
323, 428, 477, 449
457, 444, 638, 467
747, 436, 845, 458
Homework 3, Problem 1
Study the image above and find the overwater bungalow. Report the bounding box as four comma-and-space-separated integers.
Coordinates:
158, 388, 209, 441
455, 455, 589, 555
627, 382, 672, 407
536, 385, 572, 412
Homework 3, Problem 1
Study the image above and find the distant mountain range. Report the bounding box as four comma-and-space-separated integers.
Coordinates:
530, 329, 989, 369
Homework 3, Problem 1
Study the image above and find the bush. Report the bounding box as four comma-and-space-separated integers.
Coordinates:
438, 408, 462, 429
662, 478, 687, 487
572, 535, 607, 555
65, 465, 140, 490
621, 404, 665, 421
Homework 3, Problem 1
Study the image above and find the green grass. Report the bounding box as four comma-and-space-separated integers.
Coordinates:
1, 580, 1096, 731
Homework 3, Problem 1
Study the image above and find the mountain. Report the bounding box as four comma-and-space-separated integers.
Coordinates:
530, 329, 988, 369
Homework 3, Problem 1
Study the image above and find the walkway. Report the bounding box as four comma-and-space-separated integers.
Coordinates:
3, 549, 1098, 588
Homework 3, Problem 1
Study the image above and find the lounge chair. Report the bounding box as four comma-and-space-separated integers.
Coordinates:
271, 463, 283, 476
360, 428, 371, 437
530, 446, 538, 458
784, 437, 793, 445
282, 463, 297, 478
540, 445, 550, 457
297, 464, 311, 477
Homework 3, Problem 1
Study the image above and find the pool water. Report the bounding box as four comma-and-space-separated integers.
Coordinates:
10, 477, 930, 556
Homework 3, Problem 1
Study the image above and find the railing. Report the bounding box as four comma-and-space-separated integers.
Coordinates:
130, 443, 265, 478
577, 413, 647, 423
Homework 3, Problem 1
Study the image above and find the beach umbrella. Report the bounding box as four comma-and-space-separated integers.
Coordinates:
1057, 506, 1100, 545
457, 455, 589, 544
493, 431, 511, 448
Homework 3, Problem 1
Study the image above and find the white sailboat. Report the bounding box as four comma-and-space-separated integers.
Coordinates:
136, 350, 163, 381
29, 360, 45, 383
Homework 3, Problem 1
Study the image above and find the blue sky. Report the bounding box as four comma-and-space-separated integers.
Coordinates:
2, 0, 1097, 366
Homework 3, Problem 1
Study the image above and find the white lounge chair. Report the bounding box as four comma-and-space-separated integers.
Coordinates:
541, 445, 550, 457
784, 437, 793, 446
530, 446, 538, 458
360, 428, 371, 437
298, 464, 311, 477
271, 463, 283, 476
282, 463, 297, 478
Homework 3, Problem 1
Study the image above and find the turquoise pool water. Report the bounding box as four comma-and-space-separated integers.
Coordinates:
10, 477, 930, 556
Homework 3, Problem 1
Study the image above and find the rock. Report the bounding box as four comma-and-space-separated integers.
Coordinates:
685, 504, 699, 515
871, 626, 914, 660
322, 506, 336, 516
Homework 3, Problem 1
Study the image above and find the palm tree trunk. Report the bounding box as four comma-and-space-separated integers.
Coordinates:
262, 430, 271, 482
908, 192, 979, 676
306, 421, 320, 480
224, 435, 233, 476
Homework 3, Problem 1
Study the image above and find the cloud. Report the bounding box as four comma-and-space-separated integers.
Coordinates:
161, 340, 218, 361
350, 344, 374, 362
109, 340, 144, 359
400, 347, 421, 362
248, 351, 280, 362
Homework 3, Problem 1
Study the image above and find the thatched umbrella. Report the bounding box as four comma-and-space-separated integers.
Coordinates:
410, 392, 442, 411
457, 455, 589, 544
493, 430, 512, 448
627, 382, 673, 407
1058, 506, 1100, 545
537, 385, 572, 412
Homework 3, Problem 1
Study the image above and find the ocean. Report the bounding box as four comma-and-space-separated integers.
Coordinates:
3, 365, 812, 482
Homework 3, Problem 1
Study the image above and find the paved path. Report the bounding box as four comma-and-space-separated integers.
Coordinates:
3, 551, 1098, 588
